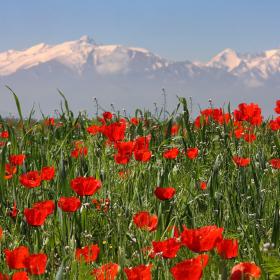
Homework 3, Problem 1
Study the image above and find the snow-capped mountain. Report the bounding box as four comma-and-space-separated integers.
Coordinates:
0, 36, 280, 116
0, 35, 168, 76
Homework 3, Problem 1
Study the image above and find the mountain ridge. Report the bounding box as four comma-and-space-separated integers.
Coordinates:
0, 36, 280, 116
1, 36, 280, 83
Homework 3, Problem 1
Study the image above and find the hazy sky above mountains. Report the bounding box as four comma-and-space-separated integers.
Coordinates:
1, 1, 280, 61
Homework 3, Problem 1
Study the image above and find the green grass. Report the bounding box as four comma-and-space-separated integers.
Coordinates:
0, 95, 279, 279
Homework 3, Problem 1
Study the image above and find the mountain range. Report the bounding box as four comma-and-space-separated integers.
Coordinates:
1, 35, 280, 117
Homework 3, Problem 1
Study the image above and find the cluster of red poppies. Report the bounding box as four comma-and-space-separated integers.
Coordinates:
268, 100, 280, 130
76, 223, 260, 279
233, 103, 263, 126
131, 214, 260, 279
163, 147, 199, 160
4, 157, 103, 225
114, 136, 152, 164
88, 117, 153, 164
0, 129, 9, 140
70, 140, 88, 158
19, 166, 54, 188
0, 246, 47, 279
22, 176, 101, 226
194, 108, 231, 128
1, 100, 280, 279
69, 226, 260, 280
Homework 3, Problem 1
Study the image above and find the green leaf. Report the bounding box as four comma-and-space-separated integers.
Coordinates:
5, 85, 26, 134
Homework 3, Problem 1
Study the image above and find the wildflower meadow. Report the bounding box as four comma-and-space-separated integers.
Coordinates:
1, 91, 280, 279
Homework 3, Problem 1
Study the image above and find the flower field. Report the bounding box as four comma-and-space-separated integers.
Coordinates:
1, 95, 280, 279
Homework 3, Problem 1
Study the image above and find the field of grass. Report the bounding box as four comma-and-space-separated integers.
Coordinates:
0, 94, 280, 279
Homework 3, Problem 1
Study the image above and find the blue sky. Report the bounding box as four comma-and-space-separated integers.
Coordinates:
1, 0, 280, 61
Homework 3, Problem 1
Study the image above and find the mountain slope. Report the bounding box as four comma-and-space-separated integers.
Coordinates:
0, 36, 279, 116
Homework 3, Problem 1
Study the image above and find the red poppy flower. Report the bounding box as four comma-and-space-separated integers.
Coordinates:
219, 113, 231, 124
234, 103, 263, 126
100, 120, 126, 142
216, 238, 238, 259
0, 273, 9, 280
200, 182, 207, 190
134, 136, 150, 150
114, 153, 131, 164
33, 200, 55, 216
4, 246, 30, 269
194, 108, 229, 128
230, 262, 261, 280
12, 271, 29, 280
9, 202, 19, 218
71, 176, 102, 196
154, 187, 176, 200
274, 100, 280, 114
25, 253, 48, 275
269, 116, 280, 131
150, 237, 181, 259
163, 148, 179, 159
92, 262, 120, 280
40, 166, 55, 181
133, 136, 151, 162
71, 148, 79, 158
171, 124, 179, 136
269, 119, 280, 131
212, 108, 227, 124
124, 264, 152, 280
186, 147, 199, 160
20, 171, 41, 188
134, 149, 152, 162
87, 124, 101, 135
0, 130, 9, 138
181, 225, 224, 253
194, 115, 209, 128
4, 163, 17, 180
269, 159, 280, 169
233, 156, 251, 167
243, 133, 256, 143
0, 227, 3, 240
24, 208, 49, 226
58, 197, 81, 212
114, 141, 135, 164
116, 141, 134, 154
71, 141, 88, 158
170, 254, 209, 280
133, 211, 158, 232
9, 154, 26, 165
103, 111, 113, 120
234, 127, 244, 139
76, 244, 100, 263
130, 117, 139, 126
44, 117, 55, 126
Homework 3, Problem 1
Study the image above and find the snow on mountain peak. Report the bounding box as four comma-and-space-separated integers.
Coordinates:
264, 49, 280, 58
0, 37, 99, 75
25, 43, 50, 54
207, 48, 241, 71
0, 36, 161, 76
0, 38, 280, 82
